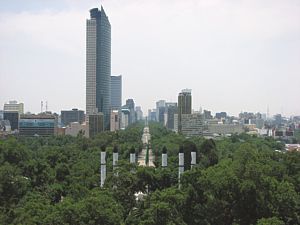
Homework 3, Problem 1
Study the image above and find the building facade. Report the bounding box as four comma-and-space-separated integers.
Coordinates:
88, 113, 104, 137
156, 100, 166, 122
166, 103, 178, 130
61, 109, 84, 126
3, 111, 19, 131
4, 101, 24, 114
110, 110, 120, 131
86, 7, 111, 130
125, 99, 136, 125
110, 75, 122, 110
120, 107, 130, 129
178, 89, 192, 132
207, 124, 244, 136
19, 114, 55, 136
65, 122, 89, 137
181, 113, 204, 137
135, 106, 143, 121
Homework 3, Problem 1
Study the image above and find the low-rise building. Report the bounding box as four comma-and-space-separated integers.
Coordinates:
61, 108, 84, 126
19, 114, 55, 136
65, 122, 88, 137
207, 124, 244, 135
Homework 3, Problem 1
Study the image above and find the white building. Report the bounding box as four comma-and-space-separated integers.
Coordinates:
4, 101, 24, 114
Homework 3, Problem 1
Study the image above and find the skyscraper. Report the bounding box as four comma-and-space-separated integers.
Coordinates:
86, 7, 111, 130
178, 89, 192, 132
125, 99, 136, 125
110, 75, 122, 110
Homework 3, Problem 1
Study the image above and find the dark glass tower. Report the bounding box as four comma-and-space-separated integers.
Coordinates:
178, 89, 192, 132
86, 6, 111, 130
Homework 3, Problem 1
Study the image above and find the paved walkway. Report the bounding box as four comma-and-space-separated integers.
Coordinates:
138, 126, 154, 167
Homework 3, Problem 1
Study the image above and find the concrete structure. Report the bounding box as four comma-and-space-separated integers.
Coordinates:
181, 113, 204, 137
4, 101, 24, 114
207, 124, 244, 135
174, 114, 179, 133
178, 89, 192, 132
100, 147, 106, 187
61, 109, 84, 126
86, 7, 111, 130
178, 146, 184, 188
110, 75, 122, 110
110, 110, 120, 131
162, 146, 167, 168
19, 114, 55, 136
191, 151, 196, 169
113, 146, 119, 171
88, 113, 104, 137
4, 111, 19, 131
65, 122, 89, 137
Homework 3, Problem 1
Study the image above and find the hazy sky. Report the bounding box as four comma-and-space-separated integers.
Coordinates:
1, 0, 300, 117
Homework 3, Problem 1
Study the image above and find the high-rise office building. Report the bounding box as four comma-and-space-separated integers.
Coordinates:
178, 89, 192, 132
110, 75, 122, 110
86, 7, 111, 130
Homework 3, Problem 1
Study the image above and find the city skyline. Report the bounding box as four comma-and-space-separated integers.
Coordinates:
1, 0, 300, 116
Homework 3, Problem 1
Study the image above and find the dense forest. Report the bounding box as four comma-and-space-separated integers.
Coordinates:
0, 122, 299, 225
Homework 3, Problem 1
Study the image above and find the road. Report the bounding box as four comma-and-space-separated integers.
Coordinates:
138, 126, 155, 167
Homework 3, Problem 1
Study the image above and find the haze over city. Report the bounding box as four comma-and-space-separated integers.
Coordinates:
1, 0, 300, 116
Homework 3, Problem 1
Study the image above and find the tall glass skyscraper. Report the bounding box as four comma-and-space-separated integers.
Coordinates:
86, 7, 111, 130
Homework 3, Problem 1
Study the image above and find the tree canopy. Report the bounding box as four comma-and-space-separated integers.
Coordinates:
0, 122, 299, 224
